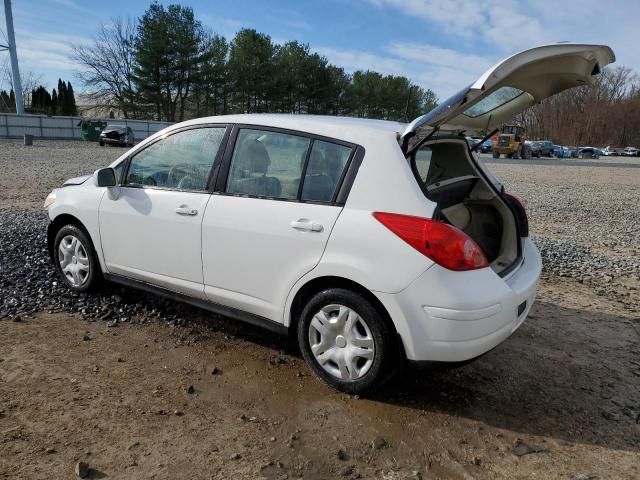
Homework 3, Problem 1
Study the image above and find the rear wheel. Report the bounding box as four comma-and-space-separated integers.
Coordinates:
99, 140, 104, 147
522, 145, 532, 159
492, 150, 500, 159
512, 147, 520, 160
53, 225, 100, 292
297, 288, 397, 394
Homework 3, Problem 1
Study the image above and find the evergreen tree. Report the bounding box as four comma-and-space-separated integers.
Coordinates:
227, 29, 276, 113
134, 3, 205, 121
50, 89, 58, 116
30, 85, 52, 113
57, 79, 67, 114
66, 81, 78, 116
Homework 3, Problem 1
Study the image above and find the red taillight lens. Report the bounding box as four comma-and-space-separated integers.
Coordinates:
373, 212, 489, 271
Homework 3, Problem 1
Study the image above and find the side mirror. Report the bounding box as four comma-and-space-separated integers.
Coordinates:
96, 167, 116, 187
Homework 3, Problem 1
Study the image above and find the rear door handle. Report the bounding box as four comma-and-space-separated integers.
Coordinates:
175, 206, 198, 216
290, 219, 323, 232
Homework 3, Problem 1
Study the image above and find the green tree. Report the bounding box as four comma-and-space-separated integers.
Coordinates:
228, 29, 276, 113
50, 89, 58, 116
66, 81, 78, 116
193, 33, 229, 116
57, 79, 67, 114
134, 3, 206, 121
30, 85, 52, 113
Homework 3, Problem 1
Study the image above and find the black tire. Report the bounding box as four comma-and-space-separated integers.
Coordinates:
512, 147, 520, 160
492, 150, 500, 159
522, 145, 532, 159
99, 140, 104, 146
297, 288, 397, 394
53, 224, 101, 292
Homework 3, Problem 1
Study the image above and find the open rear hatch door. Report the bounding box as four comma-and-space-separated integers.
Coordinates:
402, 43, 615, 146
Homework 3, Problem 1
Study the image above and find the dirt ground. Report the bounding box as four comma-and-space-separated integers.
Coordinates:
1, 278, 639, 480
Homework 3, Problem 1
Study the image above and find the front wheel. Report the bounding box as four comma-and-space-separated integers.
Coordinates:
53, 224, 100, 292
492, 150, 500, 159
298, 288, 397, 394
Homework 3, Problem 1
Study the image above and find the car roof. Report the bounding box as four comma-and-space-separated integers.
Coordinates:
175, 114, 406, 144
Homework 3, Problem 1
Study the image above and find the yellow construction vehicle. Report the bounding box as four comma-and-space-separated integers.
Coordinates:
491, 125, 532, 159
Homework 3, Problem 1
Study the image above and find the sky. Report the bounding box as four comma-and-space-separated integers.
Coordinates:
1, 0, 639, 100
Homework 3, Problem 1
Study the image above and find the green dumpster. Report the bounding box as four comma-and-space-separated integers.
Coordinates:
79, 119, 108, 142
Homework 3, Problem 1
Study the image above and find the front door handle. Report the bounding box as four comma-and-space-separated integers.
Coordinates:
175, 205, 198, 216
290, 219, 323, 232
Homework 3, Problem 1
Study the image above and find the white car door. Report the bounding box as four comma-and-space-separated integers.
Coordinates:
201, 127, 357, 323
99, 126, 228, 298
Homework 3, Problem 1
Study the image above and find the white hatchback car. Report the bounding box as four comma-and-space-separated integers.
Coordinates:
45, 43, 614, 393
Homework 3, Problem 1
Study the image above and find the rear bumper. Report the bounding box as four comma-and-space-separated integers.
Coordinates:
375, 238, 542, 362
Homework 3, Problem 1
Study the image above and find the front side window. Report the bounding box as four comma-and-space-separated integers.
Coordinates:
125, 127, 226, 191
226, 129, 310, 199
113, 160, 125, 184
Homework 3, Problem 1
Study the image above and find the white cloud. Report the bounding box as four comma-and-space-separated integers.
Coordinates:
316, 41, 495, 99
385, 41, 493, 73
368, 0, 640, 70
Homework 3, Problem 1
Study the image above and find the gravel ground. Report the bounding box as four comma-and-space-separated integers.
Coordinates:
1, 139, 639, 479
484, 157, 640, 311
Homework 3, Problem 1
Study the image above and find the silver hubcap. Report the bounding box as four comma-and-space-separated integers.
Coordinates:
58, 235, 90, 287
308, 304, 375, 381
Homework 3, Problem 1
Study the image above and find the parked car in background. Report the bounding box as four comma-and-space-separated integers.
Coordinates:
478, 138, 493, 153
44, 43, 613, 393
529, 140, 555, 157
623, 147, 640, 156
600, 146, 613, 156
566, 146, 580, 158
614, 147, 627, 156
576, 147, 600, 159
553, 146, 573, 158
99, 125, 135, 147
465, 136, 480, 150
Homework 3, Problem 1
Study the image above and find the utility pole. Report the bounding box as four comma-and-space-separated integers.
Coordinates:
2, 0, 24, 113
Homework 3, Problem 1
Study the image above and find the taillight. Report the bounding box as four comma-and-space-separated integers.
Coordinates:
503, 193, 529, 237
373, 212, 489, 271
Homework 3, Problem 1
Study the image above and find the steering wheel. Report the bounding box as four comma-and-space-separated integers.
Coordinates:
168, 163, 199, 188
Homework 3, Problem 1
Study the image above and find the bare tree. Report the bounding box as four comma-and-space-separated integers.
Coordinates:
73, 18, 138, 118
519, 66, 640, 147
2, 65, 42, 109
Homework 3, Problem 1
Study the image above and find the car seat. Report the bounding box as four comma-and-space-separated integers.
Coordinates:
302, 149, 334, 202
230, 140, 282, 197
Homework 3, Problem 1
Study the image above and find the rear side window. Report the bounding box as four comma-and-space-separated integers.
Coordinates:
226, 129, 310, 199
125, 127, 226, 191
413, 147, 432, 184
225, 129, 353, 203
301, 141, 352, 202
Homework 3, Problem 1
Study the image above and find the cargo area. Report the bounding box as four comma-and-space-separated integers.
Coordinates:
411, 137, 521, 275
